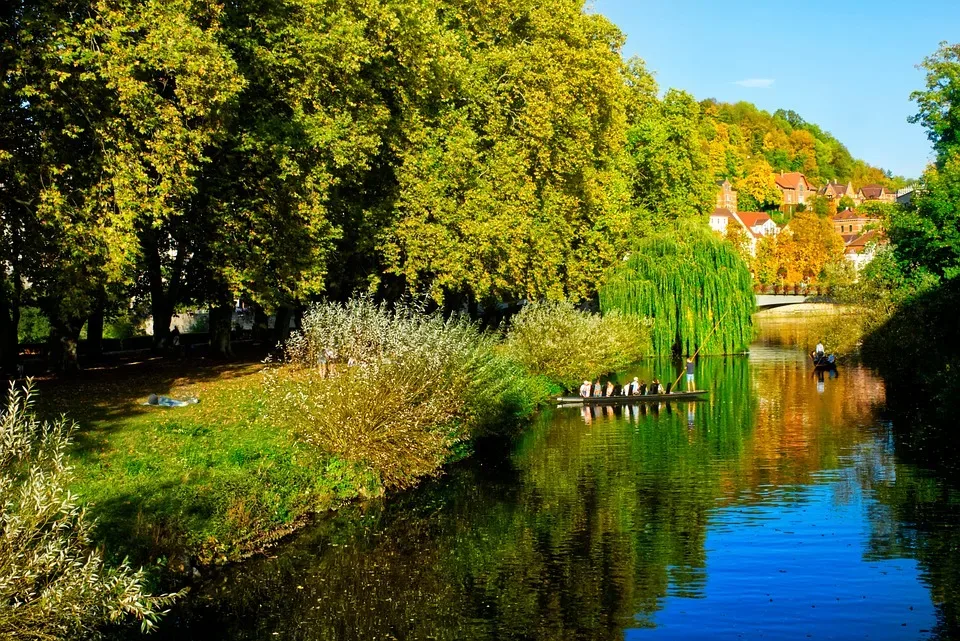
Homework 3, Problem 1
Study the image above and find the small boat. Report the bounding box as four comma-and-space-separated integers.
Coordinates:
556, 390, 708, 404
811, 352, 837, 369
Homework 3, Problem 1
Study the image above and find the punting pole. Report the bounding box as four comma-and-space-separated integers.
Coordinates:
670, 309, 731, 392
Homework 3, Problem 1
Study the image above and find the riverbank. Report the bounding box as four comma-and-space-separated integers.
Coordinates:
39, 301, 653, 576
37, 358, 373, 572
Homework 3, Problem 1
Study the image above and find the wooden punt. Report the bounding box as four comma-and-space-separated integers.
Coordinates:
556, 390, 708, 404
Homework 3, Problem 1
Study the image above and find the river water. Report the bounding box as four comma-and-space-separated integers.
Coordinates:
153, 314, 960, 640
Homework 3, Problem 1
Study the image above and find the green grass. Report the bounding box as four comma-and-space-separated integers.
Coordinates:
35, 360, 377, 570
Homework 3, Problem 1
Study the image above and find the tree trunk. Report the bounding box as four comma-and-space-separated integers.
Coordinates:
252, 303, 270, 344
208, 303, 233, 358
0, 288, 18, 376
140, 226, 185, 353
86, 304, 104, 359
48, 316, 84, 374
273, 305, 293, 345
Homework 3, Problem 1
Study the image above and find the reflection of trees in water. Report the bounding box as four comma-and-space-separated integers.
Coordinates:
149, 353, 919, 641
857, 408, 960, 641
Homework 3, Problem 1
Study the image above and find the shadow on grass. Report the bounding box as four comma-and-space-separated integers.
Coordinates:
33, 357, 265, 459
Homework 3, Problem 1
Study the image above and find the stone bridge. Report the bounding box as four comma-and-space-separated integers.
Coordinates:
755, 294, 834, 310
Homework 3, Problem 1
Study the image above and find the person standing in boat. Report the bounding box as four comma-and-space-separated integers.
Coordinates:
592, 379, 602, 397
685, 357, 696, 391
815, 340, 825, 357
579, 380, 591, 398
605, 380, 614, 397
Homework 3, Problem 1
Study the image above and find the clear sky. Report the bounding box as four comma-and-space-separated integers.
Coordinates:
590, 0, 960, 179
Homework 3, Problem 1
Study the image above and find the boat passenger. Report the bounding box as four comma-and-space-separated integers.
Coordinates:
592, 380, 602, 397
638, 381, 647, 395
579, 380, 591, 398
605, 381, 614, 397
815, 341, 825, 357
650, 378, 661, 395
685, 357, 695, 391
630, 377, 640, 395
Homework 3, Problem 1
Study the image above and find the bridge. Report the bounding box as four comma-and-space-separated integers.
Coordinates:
755, 294, 834, 310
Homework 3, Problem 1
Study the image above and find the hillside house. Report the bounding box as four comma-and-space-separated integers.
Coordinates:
775, 172, 814, 211
844, 229, 886, 271
832, 209, 878, 242
737, 211, 779, 239
716, 179, 738, 213
857, 184, 896, 203
818, 181, 857, 205
709, 208, 778, 256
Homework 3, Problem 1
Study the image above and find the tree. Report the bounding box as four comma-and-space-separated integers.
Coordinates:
777, 212, 846, 287
383, 0, 634, 306
838, 195, 856, 212
910, 42, 960, 161
599, 226, 755, 355
736, 158, 782, 210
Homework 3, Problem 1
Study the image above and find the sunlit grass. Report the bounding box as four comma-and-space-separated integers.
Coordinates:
37, 362, 375, 569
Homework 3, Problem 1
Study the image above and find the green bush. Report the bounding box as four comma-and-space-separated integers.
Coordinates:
0, 382, 181, 639
502, 301, 652, 390
265, 298, 539, 489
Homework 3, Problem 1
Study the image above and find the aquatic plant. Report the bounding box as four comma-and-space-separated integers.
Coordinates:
599, 227, 755, 355
0, 382, 181, 639
502, 301, 652, 389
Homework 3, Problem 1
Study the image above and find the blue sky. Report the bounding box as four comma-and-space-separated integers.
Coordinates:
590, 0, 960, 179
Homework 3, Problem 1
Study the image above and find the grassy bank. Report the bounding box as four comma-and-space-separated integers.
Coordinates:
38, 301, 651, 572
39, 360, 374, 570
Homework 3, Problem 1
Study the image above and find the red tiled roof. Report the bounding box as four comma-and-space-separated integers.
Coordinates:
846, 229, 884, 249
737, 211, 773, 228
858, 184, 886, 199
775, 172, 811, 190
832, 208, 873, 222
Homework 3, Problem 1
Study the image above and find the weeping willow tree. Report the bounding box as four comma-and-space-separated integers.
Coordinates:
599, 228, 755, 355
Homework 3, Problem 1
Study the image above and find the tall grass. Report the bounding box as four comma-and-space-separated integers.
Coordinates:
0, 382, 181, 640
265, 299, 542, 489
502, 301, 652, 389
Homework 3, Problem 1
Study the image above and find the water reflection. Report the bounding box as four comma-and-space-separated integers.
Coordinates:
148, 316, 958, 640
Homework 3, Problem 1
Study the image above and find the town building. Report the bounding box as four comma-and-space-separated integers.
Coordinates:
709, 207, 778, 256
832, 208, 878, 242
775, 172, 814, 211
844, 230, 886, 271
716, 179, 738, 213
818, 180, 857, 206
857, 184, 896, 203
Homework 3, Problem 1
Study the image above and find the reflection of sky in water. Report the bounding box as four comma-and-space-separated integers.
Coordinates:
150, 315, 952, 641
628, 482, 936, 640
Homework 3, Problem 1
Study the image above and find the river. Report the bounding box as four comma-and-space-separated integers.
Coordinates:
151, 313, 960, 640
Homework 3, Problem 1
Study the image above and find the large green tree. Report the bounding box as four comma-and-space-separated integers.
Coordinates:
383, 0, 634, 306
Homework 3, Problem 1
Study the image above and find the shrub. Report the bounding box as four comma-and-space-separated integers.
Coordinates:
265, 298, 538, 489
0, 382, 181, 640
502, 301, 652, 389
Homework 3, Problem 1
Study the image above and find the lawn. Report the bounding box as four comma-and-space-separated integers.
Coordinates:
34, 358, 376, 571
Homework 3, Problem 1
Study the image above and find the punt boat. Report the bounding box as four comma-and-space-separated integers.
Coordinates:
555, 390, 708, 404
